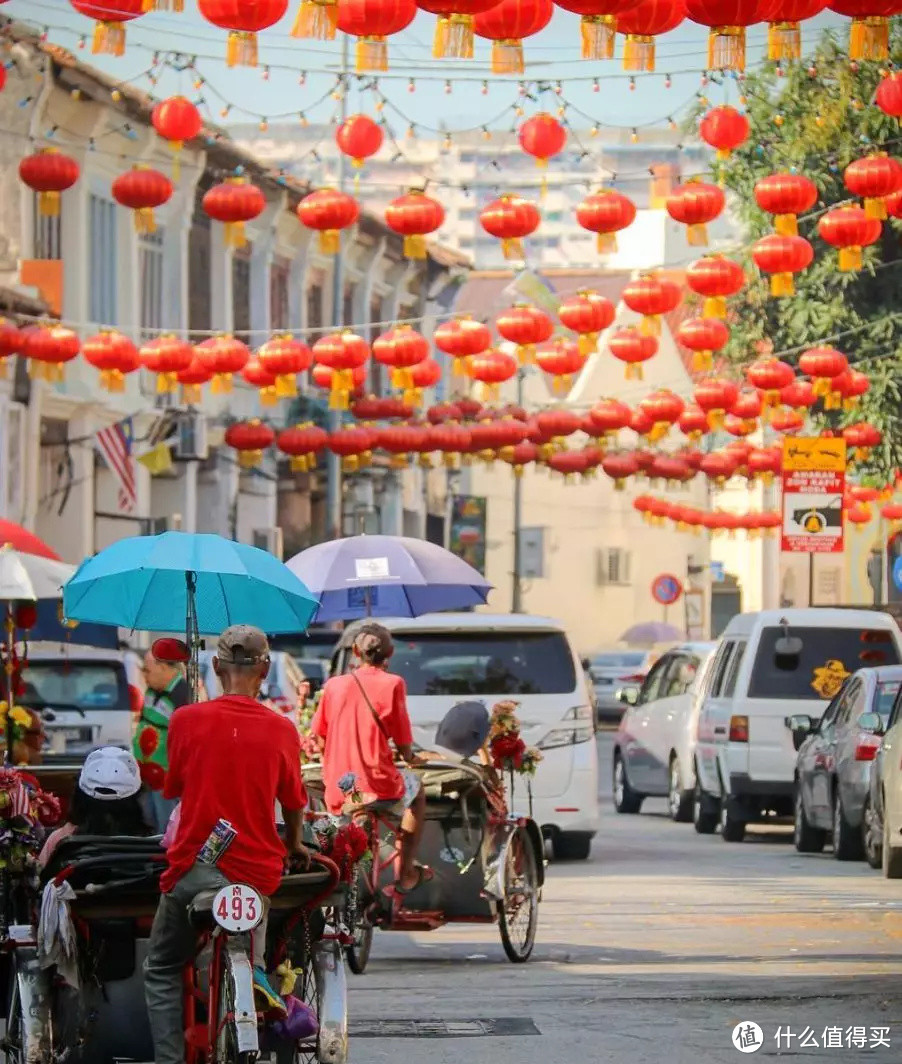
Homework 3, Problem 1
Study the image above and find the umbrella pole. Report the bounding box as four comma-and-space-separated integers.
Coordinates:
185, 571, 201, 701
364, 585, 371, 618
4, 603, 13, 765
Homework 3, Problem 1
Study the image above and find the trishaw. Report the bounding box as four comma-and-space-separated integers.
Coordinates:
303, 755, 544, 972
2, 828, 350, 1064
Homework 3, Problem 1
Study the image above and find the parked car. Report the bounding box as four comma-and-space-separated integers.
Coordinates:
868, 677, 902, 877
199, 650, 306, 723
332, 613, 600, 861
788, 665, 902, 861
588, 650, 655, 722
17, 642, 144, 765
612, 643, 717, 821
270, 628, 341, 665
695, 608, 902, 844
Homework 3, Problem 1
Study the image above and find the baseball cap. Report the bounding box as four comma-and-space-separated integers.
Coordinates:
434, 701, 490, 758
79, 747, 142, 801
217, 624, 270, 666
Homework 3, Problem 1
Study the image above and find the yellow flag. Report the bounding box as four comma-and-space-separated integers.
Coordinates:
138, 442, 173, 476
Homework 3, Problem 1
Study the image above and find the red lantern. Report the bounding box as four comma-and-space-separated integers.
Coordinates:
373, 325, 430, 400
817, 205, 882, 272
473, 0, 554, 73
202, 177, 266, 248
111, 166, 173, 234
601, 451, 641, 490
311, 362, 367, 401
751, 233, 814, 296
22, 325, 80, 382
843, 422, 882, 462
14, 602, 37, 632
746, 356, 794, 406
151, 96, 203, 164
837, 367, 869, 408
753, 172, 818, 236
686, 255, 745, 318
225, 420, 275, 468
385, 189, 445, 259
798, 346, 849, 407
700, 451, 739, 485
558, 290, 615, 354
335, 114, 384, 167
502, 440, 539, 476
518, 113, 567, 180
351, 395, 414, 420
197, 0, 289, 65
630, 408, 654, 439
699, 105, 749, 158
588, 398, 631, 436
496, 304, 554, 364
69, 0, 145, 55
19, 148, 79, 217
313, 331, 370, 409
466, 350, 518, 401
684, 0, 761, 71
328, 426, 375, 472
277, 424, 329, 472
434, 315, 491, 375
608, 328, 658, 380
844, 153, 902, 220
426, 401, 463, 424
724, 413, 755, 438
757, 0, 827, 60
675, 317, 729, 373
535, 338, 586, 392
883, 502, 902, 525
694, 376, 739, 429
415, 0, 503, 57
177, 354, 214, 405
887, 190, 902, 219
336, 0, 418, 69
847, 502, 872, 529
553, 0, 631, 58
828, 0, 901, 61
876, 70, 902, 117
780, 379, 816, 409
747, 446, 782, 482
576, 189, 636, 254
666, 181, 725, 246
534, 410, 583, 453
622, 274, 682, 336
297, 188, 360, 255
0, 319, 23, 378
140, 335, 194, 393
242, 356, 279, 406
195, 335, 251, 393
638, 389, 685, 441
82, 330, 140, 392
256, 336, 312, 397
479, 195, 540, 260
679, 404, 709, 440
731, 389, 763, 421
617, 0, 686, 72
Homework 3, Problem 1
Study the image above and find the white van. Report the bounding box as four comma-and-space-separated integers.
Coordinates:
695, 608, 902, 842
332, 613, 600, 860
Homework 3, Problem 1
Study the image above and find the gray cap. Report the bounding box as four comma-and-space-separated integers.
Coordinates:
435, 701, 490, 758
217, 624, 270, 665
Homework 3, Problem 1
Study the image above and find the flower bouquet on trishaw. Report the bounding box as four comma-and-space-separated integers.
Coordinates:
287, 536, 545, 972
1, 532, 352, 1064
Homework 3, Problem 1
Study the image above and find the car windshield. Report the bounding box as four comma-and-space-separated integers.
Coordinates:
590, 652, 646, 671
389, 631, 577, 696
876, 681, 901, 723
748, 627, 900, 700
19, 661, 126, 711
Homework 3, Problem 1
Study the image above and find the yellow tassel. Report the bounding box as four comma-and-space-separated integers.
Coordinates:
768, 21, 800, 61
403, 234, 427, 259
0, 360, 7, 380
289, 455, 311, 472
291, 0, 338, 40
707, 410, 725, 431
92, 21, 126, 57
597, 232, 617, 254
452, 357, 466, 376
223, 221, 247, 248
864, 197, 886, 220
707, 26, 745, 72
133, 207, 156, 234
686, 222, 709, 247
500, 236, 525, 260
211, 373, 234, 394
260, 387, 278, 407
440, 14, 475, 58
37, 190, 61, 217
692, 351, 713, 373
275, 374, 298, 397
237, 450, 261, 469
182, 383, 202, 404
318, 229, 340, 255
774, 213, 798, 237
143, 0, 184, 8
625, 364, 642, 381
577, 333, 597, 356
491, 39, 525, 76
623, 34, 655, 73
517, 344, 535, 365
226, 30, 258, 67
356, 36, 388, 72
702, 295, 726, 318
849, 16, 889, 61
838, 246, 862, 272
770, 272, 794, 297
639, 315, 661, 337
580, 14, 615, 60
156, 372, 177, 393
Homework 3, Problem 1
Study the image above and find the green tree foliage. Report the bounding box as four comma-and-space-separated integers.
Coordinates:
695, 26, 902, 479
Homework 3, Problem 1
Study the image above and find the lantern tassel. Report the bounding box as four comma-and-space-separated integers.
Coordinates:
133, 207, 156, 234
452, 357, 466, 376
708, 26, 746, 73
702, 295, 727, 318
211, 373, 234, 394
768, 20, 801, 61
442, 14, 475, 58
577, 333, 597, 356
92, 20, 126, 57
223, 221, 247, 248
597, 232, 617, 254
403, 234, 427, 259
491, 39, 525, 76
685, 222, 709, 247
142, 0, 185, 9
356, 35, 388, 72
581, 15, 616, 60
849, 16, 889, 61
291, 0, 338, 40
289, 455, 309, 473
37, 190, 61, 217
500, 236, 525, 260
624, 364, 643, 381
517, 344, 535, 366
639, 314, 661, 337
260, 387, 279, 407
774, 213, 798, 236
237, 450, 262, 469
156, 372, 177, 393
319, 229, 340, 255
692, 351, 713, 373
623, 34, 655, 73
838, 246, 862, 272
770, 272, 795, 297
707, 410, 725, 431
226, 30, 258, 67
275, 374, 298, 397
864, 196, 886, 220
432, 17, 449, 57
0, 360, 7, 380
169, 143, 182, 182
182, 384, 202, 405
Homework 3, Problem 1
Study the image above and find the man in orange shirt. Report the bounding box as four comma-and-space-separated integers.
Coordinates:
311, 623, 429, 894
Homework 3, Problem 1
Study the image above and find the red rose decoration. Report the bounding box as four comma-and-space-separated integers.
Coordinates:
138, 726, 159, 757
140, 761, 165, 792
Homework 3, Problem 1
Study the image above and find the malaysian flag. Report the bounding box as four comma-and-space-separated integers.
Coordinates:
95, 417, 137, 513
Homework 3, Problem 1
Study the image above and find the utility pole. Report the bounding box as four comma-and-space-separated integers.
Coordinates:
325, 37, 349, 541
511, 368, 524, 612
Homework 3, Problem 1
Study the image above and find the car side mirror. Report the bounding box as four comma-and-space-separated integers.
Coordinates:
617, 685, 640, 706
858, 711, 884, 736
581, 657, 591, 672
785, 713, 813, 750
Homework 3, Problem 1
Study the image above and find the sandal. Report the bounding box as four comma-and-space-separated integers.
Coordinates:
388, 863, 434, 896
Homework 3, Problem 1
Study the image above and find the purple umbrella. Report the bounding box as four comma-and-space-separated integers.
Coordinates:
285, 535, 493, 622
619, 621, 685, 646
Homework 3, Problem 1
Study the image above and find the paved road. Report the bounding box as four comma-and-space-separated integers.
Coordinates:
345, 734, 902, 1063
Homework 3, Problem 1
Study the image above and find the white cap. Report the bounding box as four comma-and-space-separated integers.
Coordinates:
78, 747, 142, 801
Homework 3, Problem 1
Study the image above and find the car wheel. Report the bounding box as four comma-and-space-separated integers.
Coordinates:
863, 796, 883, 870
882, 811, 902, 878
693, 776, 719, 835
552, 832, 593, 861
832, 789, 864, 861
612, 753, 643, 814
720, 799, 746, 843
667, 756, 694, 823
793, 784, 826, 854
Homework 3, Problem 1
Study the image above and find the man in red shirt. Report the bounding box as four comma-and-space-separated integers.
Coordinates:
144, 625, 308, 1064
311, 623, 428, 894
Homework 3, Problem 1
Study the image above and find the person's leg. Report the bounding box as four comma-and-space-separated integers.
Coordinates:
396, 783, 426, 891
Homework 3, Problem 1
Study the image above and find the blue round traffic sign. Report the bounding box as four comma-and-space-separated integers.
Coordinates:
651, 573, 683, 606
893, 557, 902, 592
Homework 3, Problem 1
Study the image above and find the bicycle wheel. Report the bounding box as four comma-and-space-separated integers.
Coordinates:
497, 828, 539, 964
274, 955, 321, 1064
345, 874, 374, 976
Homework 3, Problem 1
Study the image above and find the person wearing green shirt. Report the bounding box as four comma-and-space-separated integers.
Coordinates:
134, 638, 192, 833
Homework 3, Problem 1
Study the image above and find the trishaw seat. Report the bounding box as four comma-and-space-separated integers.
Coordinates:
187, 868, 343, 929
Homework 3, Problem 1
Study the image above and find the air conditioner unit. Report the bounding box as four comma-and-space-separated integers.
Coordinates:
142, 514, 181, 536
253, 526, 284, 558
175, 411, 208, 461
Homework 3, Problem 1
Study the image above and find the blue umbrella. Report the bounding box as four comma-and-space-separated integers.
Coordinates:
63, 531, 318, 636
285, 535, 492, 622
620, 621, 685, 646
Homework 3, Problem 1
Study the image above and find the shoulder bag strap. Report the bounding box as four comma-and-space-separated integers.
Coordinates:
350, 670, 392, 743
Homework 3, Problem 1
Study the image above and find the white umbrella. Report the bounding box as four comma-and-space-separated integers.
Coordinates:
0, 546, 35, 602
16, 553, 75, 601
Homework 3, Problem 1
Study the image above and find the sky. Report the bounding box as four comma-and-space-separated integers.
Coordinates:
5, 1, 849, 141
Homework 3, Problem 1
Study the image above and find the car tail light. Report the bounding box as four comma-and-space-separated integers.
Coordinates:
620, 673, 646, 683
855, 735, 882, 761
128, 684, 143, 717
729, 715, 749, 742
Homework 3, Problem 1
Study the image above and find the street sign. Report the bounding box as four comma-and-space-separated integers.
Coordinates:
651, 573, 683, 605
710, 561, 725, 583
781, 437, 846, 554
893, 557, 902, 592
